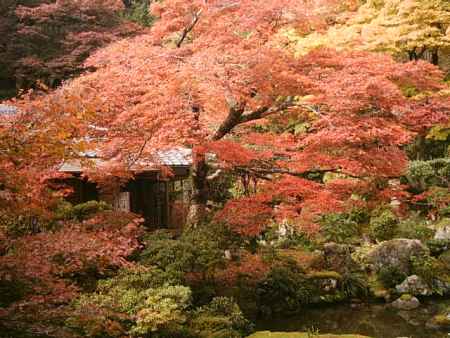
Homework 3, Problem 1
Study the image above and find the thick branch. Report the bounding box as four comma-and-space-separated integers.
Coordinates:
211, 101, 246, 140
176, 9, 202, 48
212, 98, 296, 141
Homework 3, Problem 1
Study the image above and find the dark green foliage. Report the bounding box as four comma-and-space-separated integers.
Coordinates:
208, 173, 236, 206
67, 266, 187, 337
369, 209, 398, 242
121, 0, 155, 27
190, 297, 254, 338
395, 216, 434, 241
319, 212, 361, 244
256, 264, 312, 316
138, 229, 224, 279
405, 134, 450, 162
410, 254, 444, 285
440, 205, 450, 217
427, 239, 450, 256
68, 266, 252, 338
138, 227, 228, 306
377, 266, 407, 289
340, 272, 369, 299
56, 200, 111, 221
0, 277, 29, 308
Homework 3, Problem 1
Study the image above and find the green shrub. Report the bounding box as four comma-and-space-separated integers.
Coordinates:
369, 209, 398, 241
340, 272, 369, 298
377, 266, 407, 289
121, 0, 155, 27
395, 216, 434, 241
440, 205, 450, 217
256, 265, 312, 316
190, 297, 253, 338
56, 200, 111, 221
68, 265, 189, 337
68, 266, 253, 337
131, 285, 192, 336
139, 229, 224, 280
319, 212, 361, 244
426, 238, 450, 256
425, 187, 450, 214
0, 277, 30, 307
410, 254, 443, 285
0, 214, 43, 237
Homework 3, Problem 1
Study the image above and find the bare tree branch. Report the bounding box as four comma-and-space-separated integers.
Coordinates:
176, 9, 202, 48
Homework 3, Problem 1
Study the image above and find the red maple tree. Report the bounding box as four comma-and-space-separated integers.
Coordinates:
13, 0, 450, 233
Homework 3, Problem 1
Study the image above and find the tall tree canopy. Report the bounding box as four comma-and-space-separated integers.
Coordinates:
18, 0, 448, 230
280, 0, 450, 66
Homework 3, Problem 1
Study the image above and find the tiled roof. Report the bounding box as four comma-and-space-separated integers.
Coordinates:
156, 148, 192, 166
59, 148, 192, 173
59, 158, 104, 173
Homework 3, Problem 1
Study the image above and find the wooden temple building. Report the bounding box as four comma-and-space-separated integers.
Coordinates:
58, 148, 193, 228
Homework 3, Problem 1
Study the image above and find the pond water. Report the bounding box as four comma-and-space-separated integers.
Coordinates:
255, 300, 450, 338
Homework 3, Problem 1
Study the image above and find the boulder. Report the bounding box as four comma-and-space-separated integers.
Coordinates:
426, 313, 450, 330
395, 275, 432, 296
434, 218, 450, 241
323, 242, 359, 272
391, 294, 420, 310
366, 239, 428, 274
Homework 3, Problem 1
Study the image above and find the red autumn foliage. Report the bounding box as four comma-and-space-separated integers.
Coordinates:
11, 0, 447, 236
215, 195, 273, 236
214, 252, 270, 286
0, 210, 143, 335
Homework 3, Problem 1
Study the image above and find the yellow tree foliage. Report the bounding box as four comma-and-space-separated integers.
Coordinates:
280, 0, 450, 65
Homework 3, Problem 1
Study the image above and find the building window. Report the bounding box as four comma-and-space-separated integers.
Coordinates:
113, 191, 131, 212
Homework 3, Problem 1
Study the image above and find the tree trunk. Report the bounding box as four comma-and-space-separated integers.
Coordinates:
431, 50, 439, 66
408, 50, 417, 61
186, 149, 209, 227
185, 101, 286, 227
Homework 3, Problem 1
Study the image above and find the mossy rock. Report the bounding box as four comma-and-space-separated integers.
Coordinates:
247, 332, 372, 338
366, 239, 429, 275
434, 218, 450, 241
427, 314, 450, 329
400, 293, 413, 301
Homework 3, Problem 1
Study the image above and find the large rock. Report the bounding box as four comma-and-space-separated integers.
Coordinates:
391, 294, 420, 310
426, 313, 450, 330
323, 242, 359, 272
395, 275, 432, 296
366, 239, 428, 274
434, 218, 450, 241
